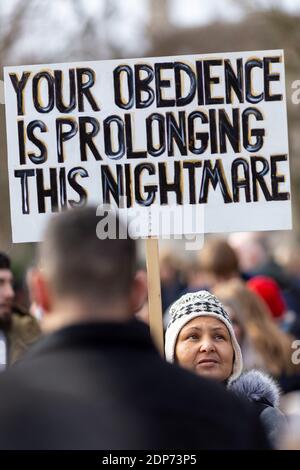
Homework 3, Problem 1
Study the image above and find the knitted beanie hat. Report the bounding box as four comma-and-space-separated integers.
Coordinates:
165, 290, 243, 382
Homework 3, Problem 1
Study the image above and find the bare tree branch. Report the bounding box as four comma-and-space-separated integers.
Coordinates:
0, 0, 35, 61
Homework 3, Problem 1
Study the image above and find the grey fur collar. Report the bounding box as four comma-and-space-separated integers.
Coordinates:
228, 370, 280, 407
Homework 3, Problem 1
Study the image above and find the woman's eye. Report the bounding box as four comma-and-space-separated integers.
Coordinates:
187, 334, 198, 340
215, 335, 225, 340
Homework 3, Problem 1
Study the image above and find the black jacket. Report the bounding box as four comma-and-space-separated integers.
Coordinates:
0, 320, 269, 450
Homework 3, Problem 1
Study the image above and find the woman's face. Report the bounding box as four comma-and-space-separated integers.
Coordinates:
175, 316, 234, 382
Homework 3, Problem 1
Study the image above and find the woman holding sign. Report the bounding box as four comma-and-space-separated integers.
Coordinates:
165, 290, 285, 446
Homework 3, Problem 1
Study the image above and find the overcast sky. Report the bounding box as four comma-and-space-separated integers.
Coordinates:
171, 0, 300, 26
2, 0, 300, 62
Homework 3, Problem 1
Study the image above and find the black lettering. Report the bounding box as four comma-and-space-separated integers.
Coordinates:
155, 63, 175, 107
231, 158, 251, 202
101, 164, 124, 206
14, 169, 35, 214
59, 167, 67, 209
209, 109, 218, 154
146, 113, 166, 157
54, 69, 76, 113
79, 116, 101, 161
32, 71, 55, 113
188, 111, 209, 154
76, 68, 100, 112
270, 154, 289, 200
166, 111, 187, 156
124, 163, 132, 208
250, 156, 272, 201
134, 163, 157, 206
203, 60, 224, 105
245, 59, 263, 103
174, 62, 196, 106
196, 61, 204, 106
36, 168, 58, 213
103, 115, 125, 160
17, 120, 26, 165
219, 108, 240, 153
199, 159, 232, 203
224, 59, 244, 104
27, 120, 48, 164
68, 167, 89, 207
9, 72, 31, 116
158, 161, 182, 204
183, 161, 202, 204
134, 64, 155, 108
264, 56, 282, 101
242, 107, 265, 153
113, 65, 134, 110
56, 118, 78, 163
125, 114, 147, 159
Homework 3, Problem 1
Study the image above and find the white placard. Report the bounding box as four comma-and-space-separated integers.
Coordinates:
4, 50, 292, 242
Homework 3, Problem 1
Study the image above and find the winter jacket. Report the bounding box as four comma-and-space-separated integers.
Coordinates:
228, 370, 286, 446
3, 307, 41, 366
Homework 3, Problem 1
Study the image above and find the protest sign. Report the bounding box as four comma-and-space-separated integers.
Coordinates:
4, 49, 291, 243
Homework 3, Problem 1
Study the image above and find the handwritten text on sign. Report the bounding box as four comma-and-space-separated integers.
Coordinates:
4, 50, 291, 242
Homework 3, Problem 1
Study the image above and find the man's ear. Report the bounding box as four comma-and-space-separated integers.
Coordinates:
28, 269, 52, 314
129, 270, 148, 314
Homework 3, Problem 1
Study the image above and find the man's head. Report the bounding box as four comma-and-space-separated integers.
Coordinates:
0, 253, 14, 327
30, 207, 147, 332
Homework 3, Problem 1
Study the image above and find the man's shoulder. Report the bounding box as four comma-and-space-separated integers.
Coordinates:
159, 360, 255, 415
0, 341, 269, 449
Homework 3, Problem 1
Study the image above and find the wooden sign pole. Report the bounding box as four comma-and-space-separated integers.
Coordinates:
145, 238, 164, 356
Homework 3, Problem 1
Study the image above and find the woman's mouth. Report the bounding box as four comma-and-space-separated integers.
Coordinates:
197, 358, 219, 365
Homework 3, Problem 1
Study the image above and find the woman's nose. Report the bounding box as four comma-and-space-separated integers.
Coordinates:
199, 337, 215, 352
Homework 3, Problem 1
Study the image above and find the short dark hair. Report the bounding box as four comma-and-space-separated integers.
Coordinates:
198, 238, 239, 278
40, 206, 137, 305
0, 253, 11, 270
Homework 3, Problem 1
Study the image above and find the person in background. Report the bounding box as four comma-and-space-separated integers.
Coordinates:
228, 232, 268, 276
165, 290, 285, 446
197, 238, 242, 288
0, 252, 40, 370
0, 208, 268, 450
160, 249, 186, 312
163, 238, 242, 329
213, 280, 300, 393
228, 232, 300, 317
247, 276, 300, 339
